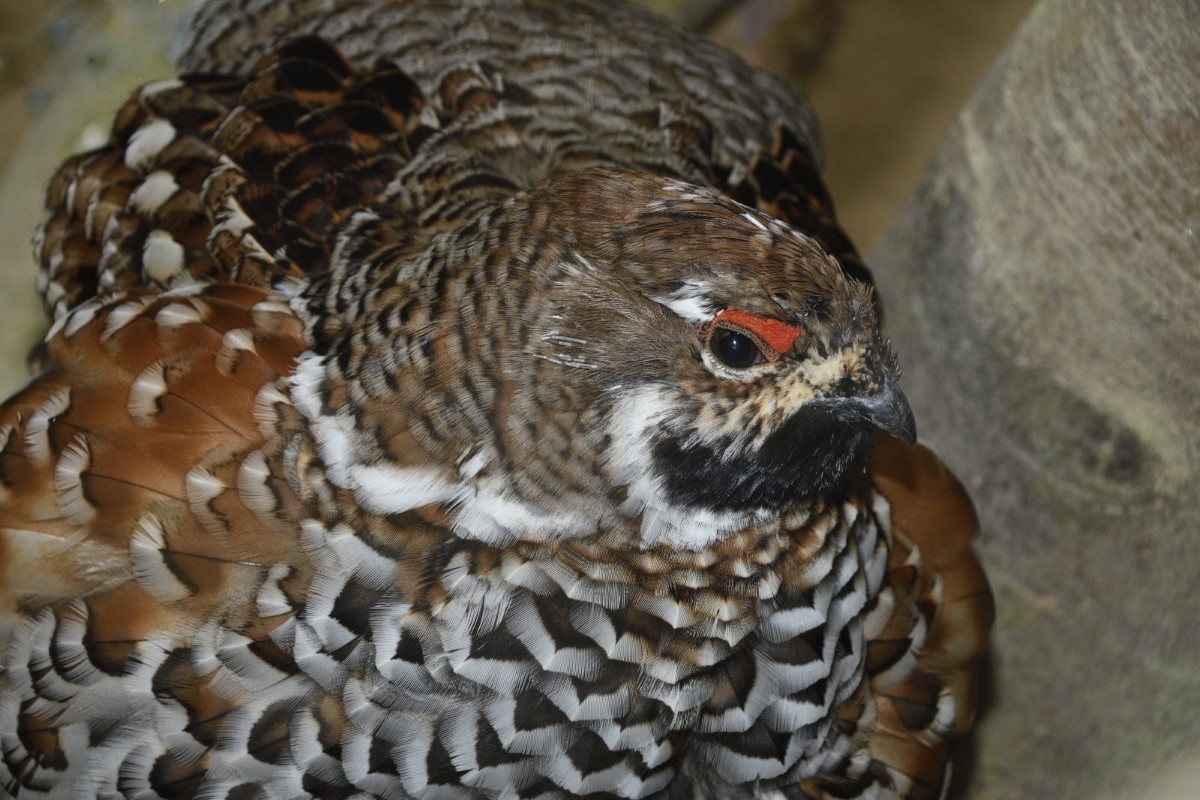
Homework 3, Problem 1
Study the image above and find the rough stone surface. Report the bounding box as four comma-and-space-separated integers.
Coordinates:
869, 1, 1200, 798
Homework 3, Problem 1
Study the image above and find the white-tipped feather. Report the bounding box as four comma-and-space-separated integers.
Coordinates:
53, 435, 94, 525
25, 388, 71, 467
185, 466, 226, 510
138, 78, 184, 98
222, 327, 256, 353
256, 563, 295, 619
128, 362, 169, 422
129, 515, 193, 602
62, 303, 100, 338
350, 462, 465, 515
103, 297, 154, 340
252, 383, 292, 429
213, 630, 291, 690
130, 170, 180, 215
155, 299, 204, 328
124, 119, 176, 171
143, 230, 188, 283
291, 621, 349, 693
236, 449, 276, 515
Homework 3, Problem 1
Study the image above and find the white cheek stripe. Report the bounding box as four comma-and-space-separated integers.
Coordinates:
289, 357, 761, 549
605, 386, 756, 550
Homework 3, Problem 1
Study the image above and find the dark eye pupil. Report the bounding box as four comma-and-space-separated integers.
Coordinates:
713, 329, 760, 368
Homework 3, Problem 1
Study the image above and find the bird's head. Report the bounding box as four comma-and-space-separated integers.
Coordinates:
298, 169, 914, 549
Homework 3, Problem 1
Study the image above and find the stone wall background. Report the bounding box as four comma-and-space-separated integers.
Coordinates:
870, 2, 1200, 797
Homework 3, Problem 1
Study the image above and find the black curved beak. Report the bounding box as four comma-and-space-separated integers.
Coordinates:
831, 374, 917, 445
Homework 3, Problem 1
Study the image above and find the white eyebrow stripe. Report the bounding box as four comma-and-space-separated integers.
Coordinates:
651, 295, 711, 323
651, 279, 717, 324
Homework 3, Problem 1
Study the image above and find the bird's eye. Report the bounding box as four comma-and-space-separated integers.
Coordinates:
711, 327, 763, 368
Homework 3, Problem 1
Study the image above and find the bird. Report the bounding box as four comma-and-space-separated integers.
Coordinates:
1, 1, 993, 798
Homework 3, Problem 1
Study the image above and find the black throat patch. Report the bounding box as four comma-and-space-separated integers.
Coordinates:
650, 408, 875, 513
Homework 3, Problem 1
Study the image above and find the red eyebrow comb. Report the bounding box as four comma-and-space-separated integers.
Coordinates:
712, 308, 803, 355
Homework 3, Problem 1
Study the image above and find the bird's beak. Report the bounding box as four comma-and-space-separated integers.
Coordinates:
829, 373, 918, 445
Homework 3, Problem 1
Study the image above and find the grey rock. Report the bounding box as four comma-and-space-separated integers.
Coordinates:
870, 0, 1200, 797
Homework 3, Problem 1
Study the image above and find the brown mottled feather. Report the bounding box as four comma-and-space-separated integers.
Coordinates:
872, 437, 994, 730
5, 2, 990, 798
36, 38, 427, 318
868, 438, 992, 798
0, 287, 304, 633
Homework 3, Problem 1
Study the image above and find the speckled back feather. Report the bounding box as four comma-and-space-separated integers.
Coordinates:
36, 0, 868, 320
